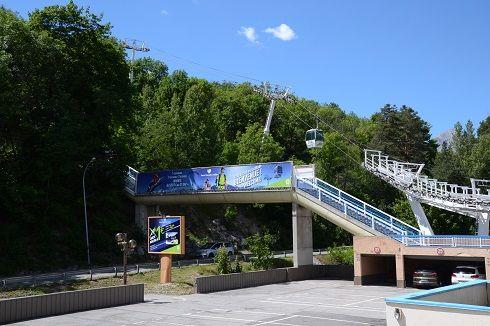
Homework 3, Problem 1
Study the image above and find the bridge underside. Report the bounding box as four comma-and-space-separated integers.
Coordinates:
129, 188, 382, 269
130, 190, 294, 205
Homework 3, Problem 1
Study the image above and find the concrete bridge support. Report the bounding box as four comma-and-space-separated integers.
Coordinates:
135, 204, 150, 232
292, 203, 313, 267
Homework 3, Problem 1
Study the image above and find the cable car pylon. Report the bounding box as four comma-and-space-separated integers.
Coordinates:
254, 82, 290, 137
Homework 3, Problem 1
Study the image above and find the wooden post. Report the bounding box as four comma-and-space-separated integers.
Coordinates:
160, 254, 172, 283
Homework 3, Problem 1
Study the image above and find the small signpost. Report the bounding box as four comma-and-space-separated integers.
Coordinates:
148, 215, 185, 283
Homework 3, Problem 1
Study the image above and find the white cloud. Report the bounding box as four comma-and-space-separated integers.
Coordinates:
161, 10, 168, 16
238, 26, 259, 44
265, 24, 296, 41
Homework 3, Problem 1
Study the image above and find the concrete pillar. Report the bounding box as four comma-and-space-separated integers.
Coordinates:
407, 194, 434, 235
476, 212, 489, 236
135, 204, 148, 232
292, 203, 313, 267
353, 251, 362, 285
485, 256, 490, 281
395, 252, 405, 288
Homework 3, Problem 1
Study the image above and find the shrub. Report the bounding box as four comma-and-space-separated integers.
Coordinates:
224, 205, 238, 219
233, 257, 242, 273
215, 246, 231, 274
327, 246, 354, 265
246, 230, 278, 270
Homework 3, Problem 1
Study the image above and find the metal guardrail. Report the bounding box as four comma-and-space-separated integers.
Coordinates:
0, 250, 333, 290
296, 178, 421, 237
396, 235, 490, 248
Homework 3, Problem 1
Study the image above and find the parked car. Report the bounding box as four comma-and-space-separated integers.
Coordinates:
451, 266, 485, 284
196, 242, 234, 258
413, 268, 441, 288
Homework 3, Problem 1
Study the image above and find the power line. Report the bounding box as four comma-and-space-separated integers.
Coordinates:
149, 46, 288, 88
141, 44, 366, 164
291, 98, 367, 152
277, 101, 362, 165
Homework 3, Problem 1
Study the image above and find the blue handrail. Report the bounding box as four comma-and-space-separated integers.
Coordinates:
296, 177, 421, 238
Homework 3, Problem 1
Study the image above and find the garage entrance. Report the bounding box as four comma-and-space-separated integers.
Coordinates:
404, 255, 486, 288
359, 254, 396, 286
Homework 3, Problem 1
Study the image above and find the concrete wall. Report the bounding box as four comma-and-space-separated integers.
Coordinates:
420, 282, 488, 306
386, 302, 490, 326
196, 265, 354, 293
0, 284, 144, 324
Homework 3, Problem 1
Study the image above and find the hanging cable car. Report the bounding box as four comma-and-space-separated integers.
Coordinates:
305, 129, 324, 149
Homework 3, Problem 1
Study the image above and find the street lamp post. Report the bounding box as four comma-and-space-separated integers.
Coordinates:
83, 157, 96, 268
115, 233, 137, 284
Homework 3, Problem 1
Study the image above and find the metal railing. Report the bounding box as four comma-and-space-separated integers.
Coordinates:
125, 166, 139, 194
295, 177, 421, 237
396, 235, 490, 248
364, 150, 490, 211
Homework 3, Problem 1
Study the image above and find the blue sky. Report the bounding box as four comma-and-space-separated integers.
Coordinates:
3, 0, 489, 135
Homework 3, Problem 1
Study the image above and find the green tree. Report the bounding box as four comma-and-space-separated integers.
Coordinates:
215, 246, 231, 274
431, 142, 467, 184
246, 230, 278, 270
477, 116, 490, 138
0, 3, 132, 274
132, 57, 168, 93
469, 134, 490, 178
236, 123, 284, 163
370, 105, 437, 164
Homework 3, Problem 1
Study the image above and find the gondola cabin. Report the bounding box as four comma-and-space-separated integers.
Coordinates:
305, 129, 324, 149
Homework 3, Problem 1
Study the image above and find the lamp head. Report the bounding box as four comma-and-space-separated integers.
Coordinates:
128, 239, 137, 249
115, 233, 126, 243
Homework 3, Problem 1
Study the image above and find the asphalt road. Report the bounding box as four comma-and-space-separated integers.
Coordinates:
15, 279, 417, 326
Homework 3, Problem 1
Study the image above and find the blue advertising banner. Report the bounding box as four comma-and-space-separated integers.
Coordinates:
136, 162, 293, 194
148, 216, 185, 254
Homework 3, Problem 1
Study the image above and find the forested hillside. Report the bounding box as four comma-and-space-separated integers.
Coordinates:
1, 3, 488, 276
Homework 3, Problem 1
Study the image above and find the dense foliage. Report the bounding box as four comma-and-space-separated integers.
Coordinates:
1, 3, 488, 275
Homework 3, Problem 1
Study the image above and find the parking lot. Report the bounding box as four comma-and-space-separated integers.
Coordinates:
16, 280, 417, 326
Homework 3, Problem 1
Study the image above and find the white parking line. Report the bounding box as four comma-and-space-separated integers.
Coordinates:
294, 315, 374, 325
252, 315, 295, 325
153, 322, 196, 326
342, 297, 383, 306
260, 299, 384, 312
209, 309, 284, 316
184, 314, 257, 322
252, 314, 375, 326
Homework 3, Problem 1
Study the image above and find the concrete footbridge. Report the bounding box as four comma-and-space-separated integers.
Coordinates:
125, 162, 420, 239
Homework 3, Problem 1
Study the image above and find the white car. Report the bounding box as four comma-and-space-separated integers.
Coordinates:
451, 266, 485, 284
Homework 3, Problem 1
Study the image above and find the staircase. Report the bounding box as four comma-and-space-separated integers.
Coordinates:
295, 177, 421, 237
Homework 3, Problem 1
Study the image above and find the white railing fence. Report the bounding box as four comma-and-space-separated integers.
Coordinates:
398, 235, 490, 248
296, 177, 421, 237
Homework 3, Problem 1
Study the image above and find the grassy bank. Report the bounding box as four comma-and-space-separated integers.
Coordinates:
1, 258, 293, 299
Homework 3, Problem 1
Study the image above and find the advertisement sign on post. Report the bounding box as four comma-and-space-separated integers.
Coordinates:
148, 216, 185, 283
136, 162, 293, 194
148, 216, 185, 255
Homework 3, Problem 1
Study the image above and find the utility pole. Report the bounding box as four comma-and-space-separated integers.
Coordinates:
122, 39, 150, 83
254, 82, 290, 136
